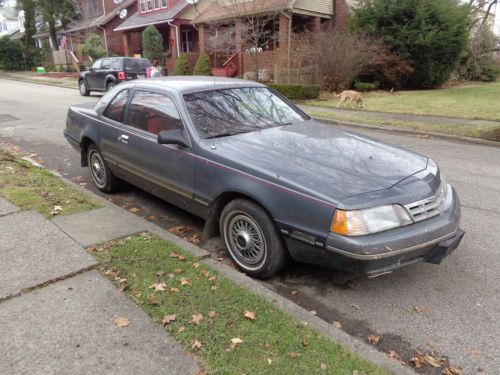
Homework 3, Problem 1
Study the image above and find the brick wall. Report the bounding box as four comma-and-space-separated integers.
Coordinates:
334, 0, 350, 29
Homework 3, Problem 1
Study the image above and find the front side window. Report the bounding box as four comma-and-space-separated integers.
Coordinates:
101, 58, 111, 70
128, 91, 183, 135
103, 89, 130, 122
184, 88, 306, 139
91, 60, 102, 70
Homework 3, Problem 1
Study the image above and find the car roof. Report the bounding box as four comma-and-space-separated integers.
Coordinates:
129, 76, 266, 95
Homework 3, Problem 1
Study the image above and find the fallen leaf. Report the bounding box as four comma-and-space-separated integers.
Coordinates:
129, 207, 140, 213
178, 326, 185, 333
267, 358, 273, 365
442, 367, 462, 375
170, 251, 179, 258
175, 268, 184, 274
208, 311, 216, 318
320, 363, 327, 370
177, 255, 186, 261
291, 290, 299, 296
332, 321, 342, 329
192, 340, 202, 350
368, 335, 380, 345
167, 273, 175, 279
244, 311, 256, 320
170, 287, 180, 293
210, 285, 218, 290
386, 350, 405, 366
424, 354, 446, 368
168, 226, 193, 235
427, 339, 438, 349
149, 282, 166, 292
180, 278, 192, 286
114, 317, 130, 328
470, 348, 481, 357
351, 304, 360, 310
189, 314, 203, 325
310, 310, 317, 315
208, 276, 217, 281
161, 315, 176, 326
192, 262, 201, 269
287, 352, 301, 358
148, 294, 162, 306
216, 257, 224, 262
226, 337, 244, 351
302, 336, 310, 346
410, 355, 426, 369
414, 305, 431, 314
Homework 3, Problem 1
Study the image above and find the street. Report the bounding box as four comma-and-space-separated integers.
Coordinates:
1, 79, 499, 374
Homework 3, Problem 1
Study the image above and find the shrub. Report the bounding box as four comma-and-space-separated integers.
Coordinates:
173, 53, 192, 76
268, 84, 320, 100
0, 37, 24, 70
351, 0, 470, 88
354, 81, 380, 91
81, 33, 107, 61
142, 25, 164, 64
193, 52, 212, 76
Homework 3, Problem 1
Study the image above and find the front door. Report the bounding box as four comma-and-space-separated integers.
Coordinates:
86, 59, 102, 89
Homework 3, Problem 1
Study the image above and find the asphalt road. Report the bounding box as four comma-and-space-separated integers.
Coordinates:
1, 79, 498, 375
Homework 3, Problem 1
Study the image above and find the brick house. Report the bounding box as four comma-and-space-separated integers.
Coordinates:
113, 0, 211, 73
193, 0, 354, 79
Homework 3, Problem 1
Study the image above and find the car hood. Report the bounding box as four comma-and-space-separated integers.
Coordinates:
212, 120, 428, 200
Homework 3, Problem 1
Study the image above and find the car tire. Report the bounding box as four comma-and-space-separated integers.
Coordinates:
106, 81, 116, 91
87, 144, 119, 193
220, 199, 288, 279
79, 79, 90, 96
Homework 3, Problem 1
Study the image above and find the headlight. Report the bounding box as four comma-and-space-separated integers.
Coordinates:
331, 205, 413, 236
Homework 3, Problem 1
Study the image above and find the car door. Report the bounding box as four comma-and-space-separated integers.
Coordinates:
86, 59, 102, 89
97, 58, 112, 90
114, 89, 196, 209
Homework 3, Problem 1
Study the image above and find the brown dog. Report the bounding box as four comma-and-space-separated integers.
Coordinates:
334, 90, 364, 109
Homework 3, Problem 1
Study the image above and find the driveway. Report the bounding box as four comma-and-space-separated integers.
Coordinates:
0, 79, 499, 374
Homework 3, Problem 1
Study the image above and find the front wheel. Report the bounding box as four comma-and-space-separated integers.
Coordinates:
79, 79, 90, 96
220, 199, 288, 279
87, 144, 119, 193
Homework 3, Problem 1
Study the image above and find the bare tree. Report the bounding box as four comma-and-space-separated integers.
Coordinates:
468, 0, 498, 28
213, 0, 281, 78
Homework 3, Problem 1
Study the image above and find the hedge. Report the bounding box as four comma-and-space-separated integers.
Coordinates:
268, 84, 320, 100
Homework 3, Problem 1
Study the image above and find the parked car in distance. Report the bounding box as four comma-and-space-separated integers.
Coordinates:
78, 57, 151, 96
65, 77, 464, 279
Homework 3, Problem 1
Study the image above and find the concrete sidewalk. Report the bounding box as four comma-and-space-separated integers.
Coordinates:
0, 197, 200, 375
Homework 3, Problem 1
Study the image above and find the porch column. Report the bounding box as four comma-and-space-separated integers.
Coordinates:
279, 12, 292, 83
235, 19, 243, 75
198, 24, 206, 53
170, 24, 180, 59
313, 16, 321, 33
123, 32, 130, 57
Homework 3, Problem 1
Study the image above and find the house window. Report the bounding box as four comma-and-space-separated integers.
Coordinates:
181, 30, 192, 53
87, 0, 99, 18
140, 0, 167, 13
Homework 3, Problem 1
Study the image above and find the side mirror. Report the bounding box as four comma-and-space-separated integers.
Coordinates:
157, 129, 189, 148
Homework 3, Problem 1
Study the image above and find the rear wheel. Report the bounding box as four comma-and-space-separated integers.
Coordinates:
106, 81, 116, 91
220, 199, 288, 279
79, 79, 90, 96
87, 144, 119, 193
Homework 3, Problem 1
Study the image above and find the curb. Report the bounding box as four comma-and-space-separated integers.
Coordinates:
19, 154, 416, 375
0, 76, 78, 90
313, 116, 500, 148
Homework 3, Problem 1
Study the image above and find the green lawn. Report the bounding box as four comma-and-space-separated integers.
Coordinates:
306, 82, 500, 121
0, 147, 100, 217
92, 234, 388, 375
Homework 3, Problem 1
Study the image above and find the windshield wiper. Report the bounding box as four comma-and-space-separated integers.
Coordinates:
209, 130, 249, 139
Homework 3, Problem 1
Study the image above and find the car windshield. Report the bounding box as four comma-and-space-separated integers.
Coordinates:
184, 87, 307, 139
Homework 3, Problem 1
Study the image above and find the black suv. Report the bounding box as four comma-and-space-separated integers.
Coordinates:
78, 57, 152, 96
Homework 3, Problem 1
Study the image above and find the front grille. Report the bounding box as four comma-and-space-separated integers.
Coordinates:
404, 183, 447, 223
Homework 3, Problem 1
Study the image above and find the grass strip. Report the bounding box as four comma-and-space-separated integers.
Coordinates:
91, 233, 388, 375
307, 110, 500, 142
0, 147, 100, 217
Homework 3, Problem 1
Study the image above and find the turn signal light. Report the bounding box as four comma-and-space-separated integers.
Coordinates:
331, 210, 348, 236
118, 71, 126, 80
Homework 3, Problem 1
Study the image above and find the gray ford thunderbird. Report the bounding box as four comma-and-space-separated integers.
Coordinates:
64, 77, 464, 278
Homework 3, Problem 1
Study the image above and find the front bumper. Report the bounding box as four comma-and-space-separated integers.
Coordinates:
286, 186, 464, 275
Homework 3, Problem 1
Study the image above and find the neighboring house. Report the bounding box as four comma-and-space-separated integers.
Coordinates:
0, 7, 20, 38
193, 0, 349, 78
113, 0, 212, 72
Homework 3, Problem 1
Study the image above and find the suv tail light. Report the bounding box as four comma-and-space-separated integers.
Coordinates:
118, 71, 126, 80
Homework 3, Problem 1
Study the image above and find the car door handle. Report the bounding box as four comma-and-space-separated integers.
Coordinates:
118, 135, 129, 144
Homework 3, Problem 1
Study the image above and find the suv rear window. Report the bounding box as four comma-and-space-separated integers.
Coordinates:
124, 58, 151, 72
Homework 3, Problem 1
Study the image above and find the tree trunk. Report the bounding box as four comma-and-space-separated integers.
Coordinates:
49, 20, 58, 51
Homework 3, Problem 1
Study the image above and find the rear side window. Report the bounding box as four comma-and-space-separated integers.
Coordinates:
103, 89, 130, 122
128, 91, 182, 135
111, 58, 123, 70
124, 58, 152, 72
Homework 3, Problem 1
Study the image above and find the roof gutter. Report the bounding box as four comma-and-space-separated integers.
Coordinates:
167, 20, 180, 59
114, 18, 174, 32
